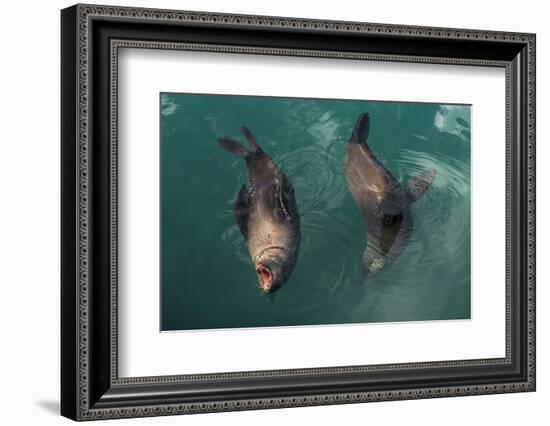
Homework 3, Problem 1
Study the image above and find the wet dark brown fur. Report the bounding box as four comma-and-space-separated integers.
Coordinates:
218, 127, 300, 293
344, 113, 436, 277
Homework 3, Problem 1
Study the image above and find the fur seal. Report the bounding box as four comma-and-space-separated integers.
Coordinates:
218, 127, 301, 294
344, 112, 437, 277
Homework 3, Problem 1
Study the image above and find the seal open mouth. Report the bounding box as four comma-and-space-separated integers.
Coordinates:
256, 263, 272, 291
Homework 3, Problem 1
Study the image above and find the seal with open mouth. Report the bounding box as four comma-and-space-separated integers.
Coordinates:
218, 127, 300, 294
345, 112, 437, 277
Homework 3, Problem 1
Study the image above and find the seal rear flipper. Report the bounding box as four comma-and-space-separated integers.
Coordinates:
350, 112, 371, 144
218, 136, 250, 159
405, 169, 437, 203
234, 184, 251, 238
241, 126, 261, 151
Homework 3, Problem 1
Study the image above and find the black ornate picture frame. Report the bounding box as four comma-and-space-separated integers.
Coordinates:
61, 3, 536, 421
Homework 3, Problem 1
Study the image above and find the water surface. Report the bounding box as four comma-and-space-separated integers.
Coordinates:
160, 93, 471, 331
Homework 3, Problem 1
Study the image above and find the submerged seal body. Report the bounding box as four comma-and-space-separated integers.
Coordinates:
218, 127, 300, 294
344, 113, 437, 277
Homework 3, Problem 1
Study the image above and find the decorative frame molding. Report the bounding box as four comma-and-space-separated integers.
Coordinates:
61, 3, 535, 421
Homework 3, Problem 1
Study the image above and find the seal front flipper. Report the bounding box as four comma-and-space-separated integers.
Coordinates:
405, 169, 437, 203
273, 174, 299, 222
234, 184, 251, 238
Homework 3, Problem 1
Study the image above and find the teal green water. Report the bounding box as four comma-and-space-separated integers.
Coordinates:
161, 93, 471, 331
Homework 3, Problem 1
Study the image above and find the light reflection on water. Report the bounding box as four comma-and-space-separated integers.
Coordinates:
161, 94, 471, 331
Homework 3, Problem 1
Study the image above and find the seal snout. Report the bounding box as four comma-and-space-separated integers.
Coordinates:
256, 263, 273, 293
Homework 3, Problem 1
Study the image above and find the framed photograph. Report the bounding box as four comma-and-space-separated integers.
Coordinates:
61, 4, 536, 421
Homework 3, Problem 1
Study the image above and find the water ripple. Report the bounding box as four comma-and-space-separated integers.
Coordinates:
377, 148, 471, 288
214, 110, 470, 321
